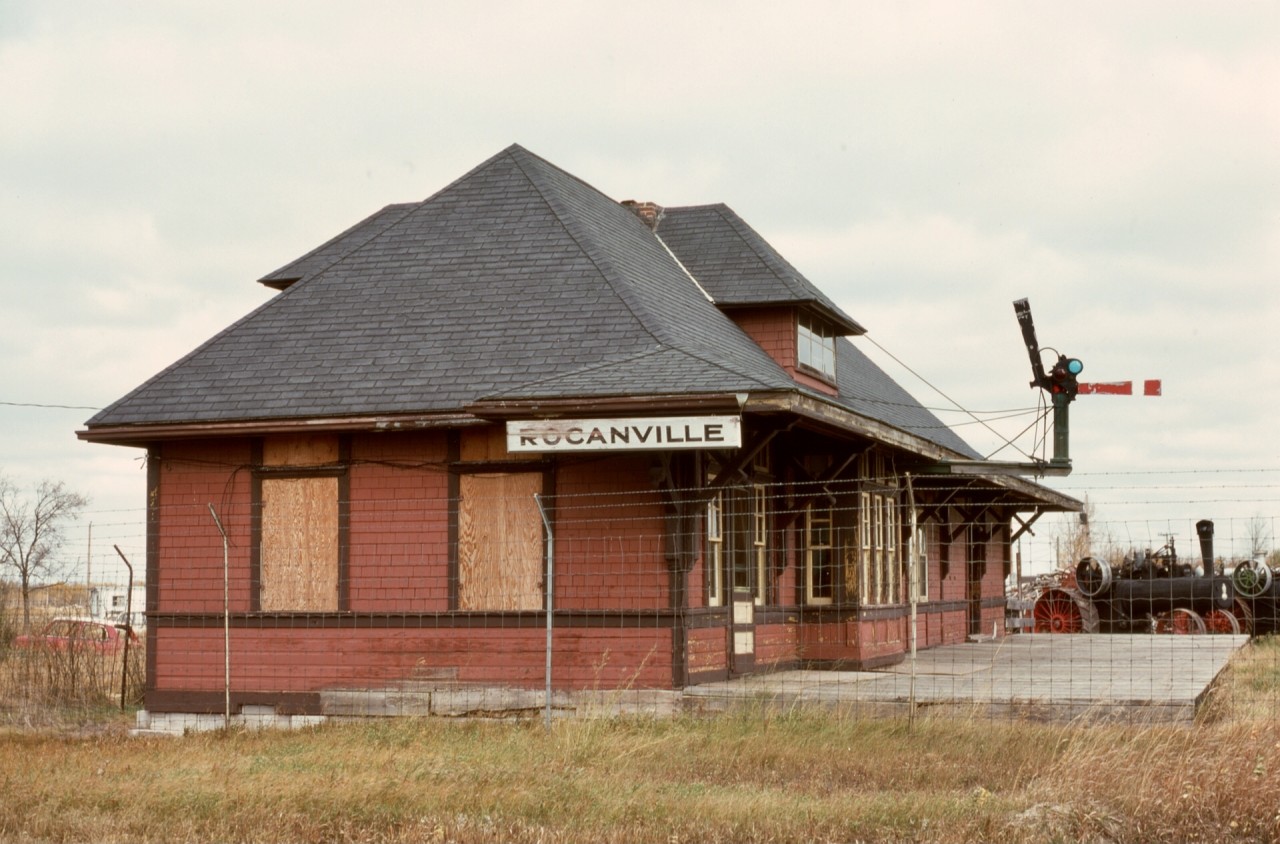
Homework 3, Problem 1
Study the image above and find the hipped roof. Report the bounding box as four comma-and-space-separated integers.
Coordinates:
83, 144, 979, 461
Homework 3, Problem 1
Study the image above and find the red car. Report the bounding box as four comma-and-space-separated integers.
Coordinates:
13, 617, 138, 655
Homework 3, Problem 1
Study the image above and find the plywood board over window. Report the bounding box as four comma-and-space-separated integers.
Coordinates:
460, 425, 539, 463
260, 476, 340, 611
263, 434, 340, 467
254, 433, 343, 613
458, 472, 543, 611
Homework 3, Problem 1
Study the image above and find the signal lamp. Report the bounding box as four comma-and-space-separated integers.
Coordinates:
1049, 355, 1083, 398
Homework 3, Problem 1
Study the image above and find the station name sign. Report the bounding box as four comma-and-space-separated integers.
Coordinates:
506, 415, 742, 453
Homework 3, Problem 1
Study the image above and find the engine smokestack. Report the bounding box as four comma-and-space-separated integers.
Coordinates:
1196, 519, 1215, 576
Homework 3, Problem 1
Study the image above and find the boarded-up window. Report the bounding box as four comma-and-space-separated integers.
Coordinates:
263, 434, 340, 467
260, 476, 340, 611
457, 472, 543, 611
459, 425, 539, 463
255, 434, 343, 613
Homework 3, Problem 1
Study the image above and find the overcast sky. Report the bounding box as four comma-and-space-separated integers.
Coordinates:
2, 1, 1277, 583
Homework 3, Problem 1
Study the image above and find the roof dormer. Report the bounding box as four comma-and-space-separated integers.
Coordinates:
652, 204, 863, 397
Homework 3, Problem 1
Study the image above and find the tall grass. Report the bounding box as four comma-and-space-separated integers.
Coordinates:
0, 704, 1277, 843
1200, 633, 1280, 723
0, 636, 1275, 842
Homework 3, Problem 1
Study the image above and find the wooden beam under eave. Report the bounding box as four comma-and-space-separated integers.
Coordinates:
744, 392, 959, 463
1010, 510, 1044, 543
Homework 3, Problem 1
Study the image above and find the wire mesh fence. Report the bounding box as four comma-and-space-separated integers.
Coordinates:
2, 479, 1278, 732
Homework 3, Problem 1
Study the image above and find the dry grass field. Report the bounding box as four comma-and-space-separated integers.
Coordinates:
0, 636, 1275, 843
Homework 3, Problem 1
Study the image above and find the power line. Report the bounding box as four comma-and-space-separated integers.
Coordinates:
1, 399, 101, 411
860, 333, 1041, 462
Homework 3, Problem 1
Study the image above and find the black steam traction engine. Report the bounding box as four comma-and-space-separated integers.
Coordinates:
1000, 300, 1275, 635
1030, 519, 1278, 635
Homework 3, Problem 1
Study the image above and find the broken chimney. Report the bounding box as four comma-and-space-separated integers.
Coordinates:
621, 200, 663, 229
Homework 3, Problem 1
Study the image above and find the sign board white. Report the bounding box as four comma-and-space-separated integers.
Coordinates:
506, 415, 742, 453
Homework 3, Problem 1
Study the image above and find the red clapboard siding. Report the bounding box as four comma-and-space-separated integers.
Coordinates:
553, 457, 669, 611
152, 626, 674, 692
347, 432, 451, 612
686, 626, 728, 673
156, 440, 255, 614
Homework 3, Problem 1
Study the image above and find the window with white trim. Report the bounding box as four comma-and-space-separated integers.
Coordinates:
752, 483, 768, 605
857, 452, 902, 606
707, 453, 772, 607
804, 504, 836, 605
797, 313, 837, 380
910, 523, 930, 602
706, 491, 724, 607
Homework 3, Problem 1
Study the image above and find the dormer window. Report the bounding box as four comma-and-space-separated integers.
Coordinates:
797, 313, 837, 380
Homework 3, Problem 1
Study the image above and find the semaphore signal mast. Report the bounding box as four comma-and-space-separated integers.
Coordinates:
1014, 296, 1084, 471
932, 298, 1158, 479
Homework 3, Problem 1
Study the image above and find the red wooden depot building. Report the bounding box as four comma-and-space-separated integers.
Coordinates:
80, 145, 1079, 720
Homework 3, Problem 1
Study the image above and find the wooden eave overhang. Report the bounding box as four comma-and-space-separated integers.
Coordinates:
906, 472, 1082, 513
744, 391, 1082, 513
76, 411, 484, 446
78, 388, 1081, 513
472, 388, 1080, 512
745, 391, 955, 461
717, 300, 867, 337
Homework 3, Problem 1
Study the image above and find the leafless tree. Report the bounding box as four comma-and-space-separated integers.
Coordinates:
1056, 499, 1108, 570
0, 474, 89, 632
1245, 514, 1272, 561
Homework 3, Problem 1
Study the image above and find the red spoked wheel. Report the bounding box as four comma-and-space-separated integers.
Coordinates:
1154, 608, 1206, 634
1232, 598, 1254, 636
1203, 608, 1241, 635
1033, 588, 1099, 634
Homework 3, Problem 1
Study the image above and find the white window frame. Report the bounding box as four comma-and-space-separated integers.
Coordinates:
804, 504, 835, 606
854, 450, 903, 606
707, 492, 724, 607
858, 491, 903, 606
797, 313, 837, 380
911, 523, 930, 602
859, 491, 871, 604
752, 484, 768, 605
884, 495, 899, 603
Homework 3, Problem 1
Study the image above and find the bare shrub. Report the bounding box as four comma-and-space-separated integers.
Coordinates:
0, 637, 145, 726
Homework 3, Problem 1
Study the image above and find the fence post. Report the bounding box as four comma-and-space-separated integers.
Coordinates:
111, 545, 134, 711
534, 493, 554, 731
208, 504, 231, 730
906, 474, 919, 729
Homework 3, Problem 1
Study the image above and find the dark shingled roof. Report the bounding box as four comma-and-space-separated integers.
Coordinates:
657, 204, 864, 336
84, 144, 977, 459
258, 202, 419, 291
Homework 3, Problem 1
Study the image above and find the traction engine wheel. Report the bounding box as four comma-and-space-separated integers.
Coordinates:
1032, 588, 1100, 634
1232, 598, 1254, 636
1233, 561, 1273, 598
1203, 608, 1241, 635
1154, 607, 1206, 634
1075, 557, 1112, 597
